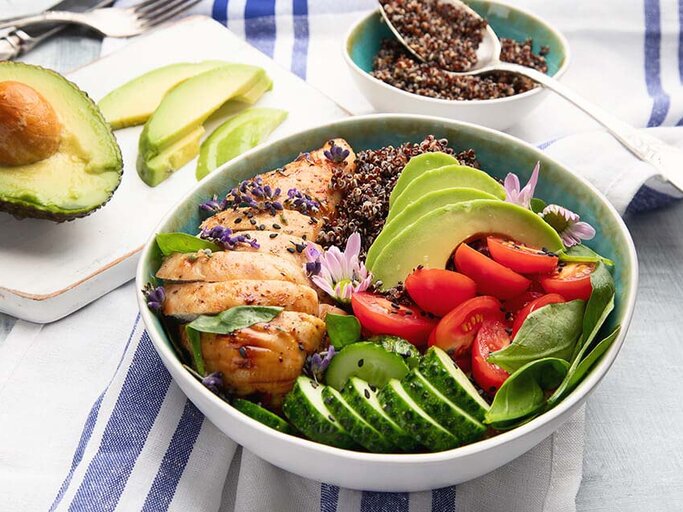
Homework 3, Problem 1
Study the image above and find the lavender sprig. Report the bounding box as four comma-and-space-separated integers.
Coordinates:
286, 188, 320, 215
142, 283, 165, 313
324, 141, 350, 164
201, 226, 260, 250
199, 194, 228, 214
305, 346, 336, 381
202, 372, 224, 395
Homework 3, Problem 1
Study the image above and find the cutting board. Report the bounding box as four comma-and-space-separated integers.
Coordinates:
0, 15, 348, 323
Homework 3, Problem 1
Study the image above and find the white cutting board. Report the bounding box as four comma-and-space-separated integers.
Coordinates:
0, 15, 348, 323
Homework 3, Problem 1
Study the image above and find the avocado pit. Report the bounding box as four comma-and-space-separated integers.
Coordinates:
0, 80, 62, 167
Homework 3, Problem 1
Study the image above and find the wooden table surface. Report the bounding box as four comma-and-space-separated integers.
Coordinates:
1, 20, 682, 512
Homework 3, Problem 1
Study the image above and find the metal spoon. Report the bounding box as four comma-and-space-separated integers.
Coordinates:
379, 0, 683, 193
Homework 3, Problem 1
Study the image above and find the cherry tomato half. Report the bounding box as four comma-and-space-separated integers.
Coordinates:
487, 237, 559, 274
540, 263, 594, 301
502, 291, 544, 315
472, 318, 511, 395
454, 243, 531, 299
405, 268, 477, 317
429, 328, 470, 371
511, 293, 565, 338
431, 296, 504, 357
351, 292, 437, 347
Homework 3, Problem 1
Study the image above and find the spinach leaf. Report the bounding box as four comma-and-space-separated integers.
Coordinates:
185, 326, 205, 375
549, 325, 620, 405
488, 300, 585, 373
156, 232, 220, 256
530, 198, 547, 214
558, 244, 614, 266
485, 357, 569, 429
326, 314, 361, 349
187, 306, 283, 335
581, 262, 616, 351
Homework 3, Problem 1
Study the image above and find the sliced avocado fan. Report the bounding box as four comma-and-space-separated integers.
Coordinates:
0, 62, 122, 221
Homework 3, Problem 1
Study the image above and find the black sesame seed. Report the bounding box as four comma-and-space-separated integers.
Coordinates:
357, 359, 364, 368
239, 346, 248, 358
364, 389, 370, 399
269, 233, 278, 239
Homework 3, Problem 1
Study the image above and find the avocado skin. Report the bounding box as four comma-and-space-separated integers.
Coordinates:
0, 62, 123, 222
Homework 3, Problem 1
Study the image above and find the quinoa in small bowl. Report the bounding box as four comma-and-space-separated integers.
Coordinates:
344, 0, 569, 131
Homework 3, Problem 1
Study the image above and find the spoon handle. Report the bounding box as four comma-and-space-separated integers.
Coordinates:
497, 62, 683, 193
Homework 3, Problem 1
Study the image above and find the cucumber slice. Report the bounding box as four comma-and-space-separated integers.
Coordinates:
282, 376, 358, 449
232, 399, 294, 434
403, 370, 486, 444
368, 335, 421, 369
325, 342, 410, 391
420, 347, 490, 422
322, 386, 396, 453
379, 379, 460, 452
341, 377, 419, 452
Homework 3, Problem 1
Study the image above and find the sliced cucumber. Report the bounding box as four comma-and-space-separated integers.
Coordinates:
232, 398, 294, 434
341, 377, 419, 452
420, 347, 490, 422
282, 376, 358, 449
322, 386, 396, 453
403, 370, 486, 444
368, 335, 421, 369
325, 342, 410, 391
379, 379, 460, 452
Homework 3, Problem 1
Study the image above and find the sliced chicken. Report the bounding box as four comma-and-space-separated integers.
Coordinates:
180, 311, 325, 406
259, 138, 355, 216
156, 250, 309, 285
217, 230, 319, 267
163, 280, 319, 320
200, 209, 321, 241
318, 303, 348, 320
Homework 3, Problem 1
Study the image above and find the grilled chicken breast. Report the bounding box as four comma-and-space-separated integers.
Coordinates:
211, 230, 319, 267
163, 280, 319, 320
181, 311, 325, 406
259, 138, 355, 215
156, 250, 309, 285
200, 209, 321, 241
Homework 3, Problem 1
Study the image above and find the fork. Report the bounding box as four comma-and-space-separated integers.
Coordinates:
0, 0, 201, 38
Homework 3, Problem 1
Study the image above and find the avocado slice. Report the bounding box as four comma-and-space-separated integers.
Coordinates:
235, 73, 274, 104
389, 152, 459, 207
369, 199, 564, 289
0, 62, 122, 221
366, 187, 498, 268
196, 107, 287, 180
98, 61, 228, 130
140, 127, 204, 187
389, 165, 506, 220
137, 64, 268, 186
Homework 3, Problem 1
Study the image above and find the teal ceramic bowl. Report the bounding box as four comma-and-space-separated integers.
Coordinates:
136, 114, 636, 492
344, 3, 570, 131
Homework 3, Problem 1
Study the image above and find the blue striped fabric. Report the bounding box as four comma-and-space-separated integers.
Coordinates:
644, 0, 670, 127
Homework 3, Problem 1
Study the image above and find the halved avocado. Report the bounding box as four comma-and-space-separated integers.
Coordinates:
369, 200, 564, 289
0, 62, 122, 221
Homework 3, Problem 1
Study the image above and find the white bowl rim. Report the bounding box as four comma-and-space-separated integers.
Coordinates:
342, 2, 572, 107
137, 112, 638, 466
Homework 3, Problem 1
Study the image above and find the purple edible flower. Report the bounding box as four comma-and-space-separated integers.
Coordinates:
286, 188, 320, 215
304, 233, 372, 304
199, 195, 228, 213
305, 346, 336, 381
541, 204, 596, 247
504, 161, 540, 209
142, 283, 165, 313
201, 226, 260, 250
323, 141, 350, 164
202, 372, 223, 395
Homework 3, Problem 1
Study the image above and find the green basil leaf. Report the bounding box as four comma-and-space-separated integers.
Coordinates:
156, 232, 220, 256
530, 197, 547, 214
488, 300, 585, 373
185, 325, 205, 375
485, 357, 569, 428
558, 245, 614, 266
187, 306, 283, 335
549, 325, 620, 405
326, 314, 361, 349
369, 335, 421, 369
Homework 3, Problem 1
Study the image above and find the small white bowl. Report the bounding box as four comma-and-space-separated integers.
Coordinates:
343, 3, 570, 131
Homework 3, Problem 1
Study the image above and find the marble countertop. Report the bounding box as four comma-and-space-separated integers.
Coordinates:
1, 21, 682, 512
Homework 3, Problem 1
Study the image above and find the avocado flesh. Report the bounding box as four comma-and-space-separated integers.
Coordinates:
0, 62, 122, 221
369, 200, 564, 289
235, 74, 273, 104
389, 152, 459, 207
389, 165, 506, 220
139, 127, 204, 187
98, 60, 228, 130
196, 107, 287, 180
366, 187, 499, 268
137, 64, 267, 186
